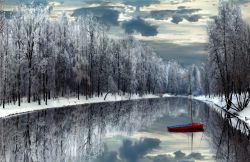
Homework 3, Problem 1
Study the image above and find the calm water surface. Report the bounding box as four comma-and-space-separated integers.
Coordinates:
0, 97, 249, 162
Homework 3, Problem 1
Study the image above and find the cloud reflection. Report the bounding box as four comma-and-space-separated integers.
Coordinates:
152, 150, 204, 162
119, 138, 161, 162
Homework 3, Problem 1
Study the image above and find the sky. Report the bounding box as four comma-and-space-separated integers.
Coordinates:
4, 0, 250, 66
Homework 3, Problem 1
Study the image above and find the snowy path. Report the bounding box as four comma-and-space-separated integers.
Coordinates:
0, 94, 172, 118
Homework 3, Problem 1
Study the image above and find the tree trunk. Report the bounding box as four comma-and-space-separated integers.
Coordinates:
28, 59, 32, 103
16, 63, 21, 106
97, 76, 100, 97
77, 83, 80, 100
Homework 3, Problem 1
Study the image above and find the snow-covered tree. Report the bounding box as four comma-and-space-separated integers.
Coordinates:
0, 7, 173, 107
207, 1, 250, 110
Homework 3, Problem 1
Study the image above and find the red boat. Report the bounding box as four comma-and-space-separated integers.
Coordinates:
167, 123, 204, 132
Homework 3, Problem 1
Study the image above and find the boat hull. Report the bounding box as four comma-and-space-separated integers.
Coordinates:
167, 123, 204, 132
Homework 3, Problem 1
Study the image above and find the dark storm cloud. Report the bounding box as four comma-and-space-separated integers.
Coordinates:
150, 7, 202, 23
145, 41, 207, 66
119, 138, 161, 162
122, 18, 158, 36
72, 6, 120, 26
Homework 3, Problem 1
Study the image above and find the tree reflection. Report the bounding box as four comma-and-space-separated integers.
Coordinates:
0, 99, 167, 162
0, 98, 249, 162
201, 107, 250, 162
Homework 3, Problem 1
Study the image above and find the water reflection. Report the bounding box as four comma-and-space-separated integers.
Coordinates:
204, 107, 250, 162
0, 98, 249, 162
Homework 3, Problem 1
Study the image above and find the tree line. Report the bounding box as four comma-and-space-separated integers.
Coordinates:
0, 7, 205, 108
0, 7, 168, 108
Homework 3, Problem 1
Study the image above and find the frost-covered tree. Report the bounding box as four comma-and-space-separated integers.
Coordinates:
0, 7, 172, 107
207, 1, 250, 110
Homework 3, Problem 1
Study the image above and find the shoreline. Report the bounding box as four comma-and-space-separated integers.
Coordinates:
0, 94, 172, 119
194, 96, 250, 135
1, 94, 249, 135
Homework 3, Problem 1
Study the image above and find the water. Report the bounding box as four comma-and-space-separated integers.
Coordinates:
0, 97, 249, 162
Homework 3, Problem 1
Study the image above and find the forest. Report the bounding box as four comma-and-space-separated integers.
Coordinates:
1, 1, 250, 112
0, 7, 203, 108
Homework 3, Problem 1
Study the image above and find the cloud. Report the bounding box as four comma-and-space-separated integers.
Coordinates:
153, 155, 177, 162
186, 152, 204, 160
174, 150, 205, 161
72, 6, 120, 26
150, 7, 202, 24
119, 138, 161, 162
176, 8, 201, 15
184, 15, 201, 22
122, 0, 161, 7
174, 150, 186, 159
95, 140, 205, 162
152, 151, 205, 162
150, 10, 177, 20
122, 18, 158, 36
171, 15, 183, 24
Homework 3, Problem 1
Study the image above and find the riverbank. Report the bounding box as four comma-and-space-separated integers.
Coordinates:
1, 93, 250, 134
0, 94, 172, 118
194, 95, 250, 134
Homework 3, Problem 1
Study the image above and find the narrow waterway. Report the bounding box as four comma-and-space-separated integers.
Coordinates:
0, 97, 249, 162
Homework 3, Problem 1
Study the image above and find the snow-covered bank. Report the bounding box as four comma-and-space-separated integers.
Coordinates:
194, 95, 250, 132
1, 92, 250, 135
0, 94, 172, 118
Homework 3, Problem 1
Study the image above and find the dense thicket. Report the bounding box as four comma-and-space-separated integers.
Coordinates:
207, 1, 250, 110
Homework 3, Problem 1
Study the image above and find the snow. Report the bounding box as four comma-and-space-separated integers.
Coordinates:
0, 94, 171, 119
1, 92, 249, 135
194, 95, 250, 133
